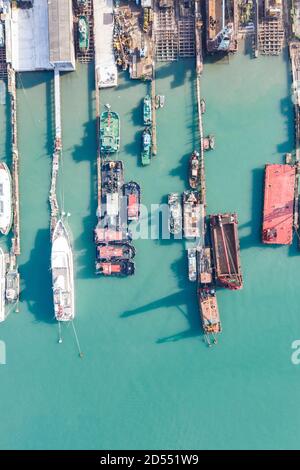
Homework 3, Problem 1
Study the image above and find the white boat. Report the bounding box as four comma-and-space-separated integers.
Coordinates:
188, 248, 197, 282
0, 247, 6, 322
51, 219, 75, 322
0, 162, 12, 235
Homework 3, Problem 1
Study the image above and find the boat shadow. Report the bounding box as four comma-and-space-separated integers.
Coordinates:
71, 63, 98, 279
122, 232, 202, 344
19, 228, 55, 324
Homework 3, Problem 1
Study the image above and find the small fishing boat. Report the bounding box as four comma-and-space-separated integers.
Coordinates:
200, 98, 206, 114
168, 193, 182, 235
0, 162, 12, 236
94, 226, 132, 244
96, 259, 135, 276
77, 0, 88, 10
189, 150, 200, 189
159, 95, 165, 108
96, 243, 135, 261
0, 247, 6, 322
124, 181, 141, 222
141, 127, 152, 166
51, 219, 75, 322
188, 248, 197, 282
143, 95, 152, 125
78, 16, 89, 52
203, 134, 215, 151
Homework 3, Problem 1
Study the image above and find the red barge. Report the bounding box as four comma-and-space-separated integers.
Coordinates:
262, 164, 295, 245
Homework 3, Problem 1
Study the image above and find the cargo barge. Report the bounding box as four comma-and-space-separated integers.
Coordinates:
210, 213, 243, 290
262, 164, 295, 245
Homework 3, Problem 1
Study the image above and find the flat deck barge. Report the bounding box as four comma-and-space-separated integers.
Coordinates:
262, 164, 295, 245
210, 213, 243, 290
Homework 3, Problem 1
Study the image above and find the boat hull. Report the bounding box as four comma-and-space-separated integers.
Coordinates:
210, 213, 243, 290
51, 220, 75, 322
0, 162, 13, 236
0, 248, 6, 322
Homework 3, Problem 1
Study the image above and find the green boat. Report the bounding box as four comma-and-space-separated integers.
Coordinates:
100, 105, 120, 154
143, 95, 152, 126
77, 0, 88, 10
141, 128, 151, 166
78, 16, 89, 52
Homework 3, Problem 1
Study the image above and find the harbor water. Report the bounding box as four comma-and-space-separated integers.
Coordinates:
0, 45, 300, 449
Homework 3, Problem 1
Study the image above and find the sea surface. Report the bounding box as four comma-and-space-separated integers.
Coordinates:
0, 44, 300, 450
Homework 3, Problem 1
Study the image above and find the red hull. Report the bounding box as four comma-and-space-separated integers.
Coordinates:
262, 164, 295, 245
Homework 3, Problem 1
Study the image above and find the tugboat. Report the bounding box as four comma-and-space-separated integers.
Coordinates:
94, 226, 132, 244
123, 181, 141, 222
96, 243, 135, 261
189, 151, 200, 189
168, 193, 182, 235
101, 160, 124, 196
187, 248, 197, 282
78, 16, 89, 52
183, 190, 202, 239
198, 287, 221, 347
100, 104, 120, 154
96, 259, 135, 276
143, 95, 152, 125
141, 127, 152, 166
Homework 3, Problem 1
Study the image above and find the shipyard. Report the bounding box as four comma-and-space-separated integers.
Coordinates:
0, 0, 300, 452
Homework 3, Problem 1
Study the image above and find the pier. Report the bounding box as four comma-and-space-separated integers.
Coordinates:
151, 68, 157, 157
7, 66, 20, 256
289, 41, 300, 232
49, 68, 62, 234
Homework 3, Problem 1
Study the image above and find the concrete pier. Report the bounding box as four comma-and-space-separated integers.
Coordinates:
49, 68, 61, 234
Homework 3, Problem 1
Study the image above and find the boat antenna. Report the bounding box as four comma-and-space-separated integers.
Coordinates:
71, 321, 84, 358
58, 321, 63, 344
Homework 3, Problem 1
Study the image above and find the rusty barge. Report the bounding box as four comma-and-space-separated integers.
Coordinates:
210, 213, 243, 290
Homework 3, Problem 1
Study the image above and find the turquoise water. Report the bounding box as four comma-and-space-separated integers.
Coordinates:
0, 46, 300, 449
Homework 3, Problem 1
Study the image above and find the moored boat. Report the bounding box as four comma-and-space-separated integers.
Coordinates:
0, 162, 12, 236
200, 98, 206, 114
78, 16, 89, 52
168, 193, 182, 235
210, 213, 243, 290
188, 248, 197, 282
77, 0, 88, 10
183, 190, 202, 239
198, 247, 213, 284
198, 286, 221, 346
96, 259, 135, 276
0, 247, 6, 322
262, 164, 295, 245
203, 134, 215, 151
189, 151, 200, 189
141, 127, 151, 166
100, 105, 120, 154
102, 160, 124, 196
94, 226, 132, 244
123, 181, 140, 222
96, 243, 135, 261
143, 95, 152, 125
51, 220, 75, 322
